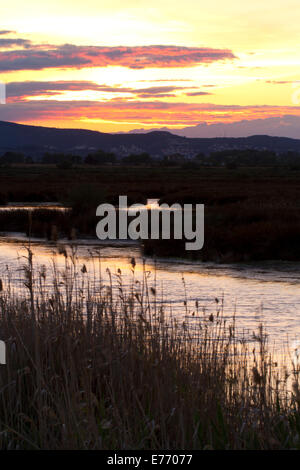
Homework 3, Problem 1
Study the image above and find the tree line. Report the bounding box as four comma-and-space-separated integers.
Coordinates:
1, 148, 300, 168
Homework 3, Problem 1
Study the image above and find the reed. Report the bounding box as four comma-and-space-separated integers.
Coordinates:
0, 248, 299, 449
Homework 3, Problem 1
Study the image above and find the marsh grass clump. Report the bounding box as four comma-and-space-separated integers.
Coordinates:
0, 248, 299, 449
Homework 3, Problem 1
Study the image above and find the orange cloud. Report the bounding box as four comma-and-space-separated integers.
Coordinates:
0, 42, 236, 71
2, 99, 300, 127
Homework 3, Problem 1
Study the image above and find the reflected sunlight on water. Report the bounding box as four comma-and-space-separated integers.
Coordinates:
0, 233, 299, 353
0, 203, 70, 212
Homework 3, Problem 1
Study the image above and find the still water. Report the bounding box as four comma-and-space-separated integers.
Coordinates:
0, 232, 299, 351
0, 203, 69, 211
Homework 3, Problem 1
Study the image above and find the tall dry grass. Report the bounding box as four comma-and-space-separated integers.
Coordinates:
0, 247, 299, 449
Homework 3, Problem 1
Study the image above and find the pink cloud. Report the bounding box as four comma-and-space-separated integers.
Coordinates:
1, 99, 300, 127
0, 44, 237, 71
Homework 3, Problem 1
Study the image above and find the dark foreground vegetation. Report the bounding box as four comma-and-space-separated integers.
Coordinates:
0, 164, 300, 261
0, 250, 299, 450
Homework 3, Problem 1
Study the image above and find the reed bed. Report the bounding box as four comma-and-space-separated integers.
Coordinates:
0, 247, 299, 450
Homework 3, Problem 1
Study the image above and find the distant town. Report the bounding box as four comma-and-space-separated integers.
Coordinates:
2, 120, 300, 168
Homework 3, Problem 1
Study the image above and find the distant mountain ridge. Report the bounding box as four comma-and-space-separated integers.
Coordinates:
129, 116, 300, 139
1, 120, 300, 159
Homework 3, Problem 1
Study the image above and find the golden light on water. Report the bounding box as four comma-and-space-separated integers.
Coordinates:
0, 234, 300, 355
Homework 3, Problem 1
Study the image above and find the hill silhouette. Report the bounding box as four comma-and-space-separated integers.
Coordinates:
1, 120, 300, 159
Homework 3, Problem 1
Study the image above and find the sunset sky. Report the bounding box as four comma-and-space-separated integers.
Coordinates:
1, 0, 300, 133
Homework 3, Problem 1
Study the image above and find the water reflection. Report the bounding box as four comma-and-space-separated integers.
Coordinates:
0, 202, 69, 212
0, 233, 299, 351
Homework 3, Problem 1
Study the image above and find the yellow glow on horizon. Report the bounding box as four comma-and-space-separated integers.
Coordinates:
1, 0, 300, 131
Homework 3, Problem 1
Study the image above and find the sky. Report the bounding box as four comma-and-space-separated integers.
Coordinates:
1, 0, 300, 134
